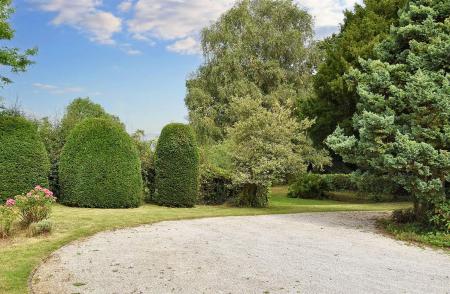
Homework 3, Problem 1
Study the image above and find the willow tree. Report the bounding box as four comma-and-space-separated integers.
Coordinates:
185, 0, 317, 144
326, 0, 450, 230
186, 0, 329, 207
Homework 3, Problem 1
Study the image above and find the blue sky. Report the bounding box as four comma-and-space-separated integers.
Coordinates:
2, 0, 360, 136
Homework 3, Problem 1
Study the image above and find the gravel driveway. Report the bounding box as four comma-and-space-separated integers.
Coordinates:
32, 212, 450, 294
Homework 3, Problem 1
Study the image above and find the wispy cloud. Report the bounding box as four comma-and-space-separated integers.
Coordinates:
33, 0, 122, 45
32, 0, 362, 55
127, 0, 235, 54
126, 0, 361, 55
118, 0, 133, 13
33, 83, 84, 95
167, 37, 201, 55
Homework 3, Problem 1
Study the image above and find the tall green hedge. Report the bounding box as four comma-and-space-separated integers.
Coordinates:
59, 118, 142, 208
154, 123, 199, 207
0, 115, 50, 202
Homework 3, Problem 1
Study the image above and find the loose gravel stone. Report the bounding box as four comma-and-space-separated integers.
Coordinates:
32, 212, 450, 294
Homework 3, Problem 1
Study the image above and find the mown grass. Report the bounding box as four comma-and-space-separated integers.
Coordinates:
0, 186, 410, 294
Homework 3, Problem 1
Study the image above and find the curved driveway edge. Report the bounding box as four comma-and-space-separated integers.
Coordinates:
32, 212, 450, 294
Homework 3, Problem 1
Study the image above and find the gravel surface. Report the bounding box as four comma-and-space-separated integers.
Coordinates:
32, 212, 450, 294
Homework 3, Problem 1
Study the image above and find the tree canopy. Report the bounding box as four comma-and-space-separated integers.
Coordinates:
185, 0, 317, 144
185, 0, 329, 207
301, 0, 407, 147
326, 0, 450, 230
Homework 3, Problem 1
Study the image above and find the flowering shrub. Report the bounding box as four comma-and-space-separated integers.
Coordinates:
0, 199, 17, 238
14, 186, 56, 226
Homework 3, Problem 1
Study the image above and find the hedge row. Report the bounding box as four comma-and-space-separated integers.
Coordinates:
288, 173, 404, 201
0, 114, 207, 209
59, 118, 142, 208
0, 115, 50, 202
154, 123, 199, 207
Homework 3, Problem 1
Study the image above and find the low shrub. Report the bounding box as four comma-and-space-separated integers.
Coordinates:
322, 174, 357, 191
392, 208, 416, 224
27, 219, 53, 237
355, 172, 400, 196
429, 201, 450, 233
15, 186, 56, 226
199, 165, 238, 205
0, 200, 17, 238
0, 115, 50, 202
154, 123, 199, 207
288, 173, 326, 199
59, 118, 143, 208
234, 183, 269, 207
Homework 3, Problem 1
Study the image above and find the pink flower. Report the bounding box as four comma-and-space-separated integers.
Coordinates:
35, 185, 43, 191
43, 189, 54, 196
5, 198, 16, 207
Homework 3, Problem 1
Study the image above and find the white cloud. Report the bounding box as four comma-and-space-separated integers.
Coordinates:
167, 37, 201, 55
126, 49, 142, 55
127, 0, 361, 55
34, 0, 362, 55
33, 83, 84, 95
33, 0, 122, 45
127, 0, 235, 54
32, 83, 58, 90
296, 0, 361, 28
118, 0, 133, 12
118, 43, 143, 55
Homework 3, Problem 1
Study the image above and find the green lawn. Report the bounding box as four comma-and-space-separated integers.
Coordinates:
0, 186, 410, 294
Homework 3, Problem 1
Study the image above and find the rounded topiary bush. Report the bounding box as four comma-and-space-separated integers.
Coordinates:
0, 115, 50, 202
154, 123, 199, 207
59, 118, 142, 208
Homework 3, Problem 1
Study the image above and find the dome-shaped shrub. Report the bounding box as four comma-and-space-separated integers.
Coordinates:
0, 115, 50, 202
154, 123, 199, 207
59, 118, 142, 208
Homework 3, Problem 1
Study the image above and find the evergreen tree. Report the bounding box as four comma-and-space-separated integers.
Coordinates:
302, 0, 407, 147
326, 0, 450, 230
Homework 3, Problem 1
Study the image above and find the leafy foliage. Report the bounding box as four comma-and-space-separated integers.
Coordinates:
60, 97, 121, 139
326, 0, 450, 230
322, 174, 357, 192
154, 123, 199, 207
131, 130, 156, 202
0, 115, 50, 202
0, 0, 37, 86
15, 186, 56, 226
199, 164, 237, 205
288, 173, 326, 199
380, 218, 450, 248
199, 144, 238, 205
302, 0, 407, 146
59, 118, 142, 208
226, 96, 330, 203
0, 204, 16, 238
186, 0, 317, 144
185, 0, 330, 207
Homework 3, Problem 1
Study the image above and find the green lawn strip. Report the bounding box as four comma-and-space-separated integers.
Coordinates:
377, 219, 450, 249
0, 188, 410, 293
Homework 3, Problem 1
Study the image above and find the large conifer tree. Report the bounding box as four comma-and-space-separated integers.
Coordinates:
327, 0, 450, 230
